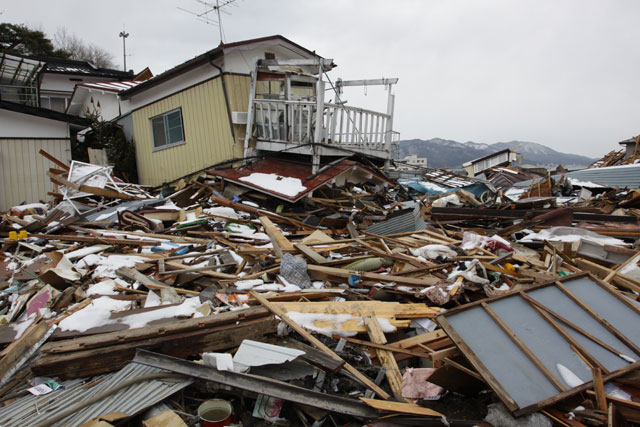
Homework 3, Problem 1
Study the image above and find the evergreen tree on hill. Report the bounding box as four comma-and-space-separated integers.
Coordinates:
0, 23, 69, 58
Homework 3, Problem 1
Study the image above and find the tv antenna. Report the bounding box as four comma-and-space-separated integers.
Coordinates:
178, 0, 241, 43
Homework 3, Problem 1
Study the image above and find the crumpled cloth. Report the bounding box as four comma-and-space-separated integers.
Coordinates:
402, 368, 445, 400
447, 259, 490, 285
280, 253, 312, 289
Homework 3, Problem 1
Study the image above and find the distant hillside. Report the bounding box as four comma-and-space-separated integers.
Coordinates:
397, 138, 596, 169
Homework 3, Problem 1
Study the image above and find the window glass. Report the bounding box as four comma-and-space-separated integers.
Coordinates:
165, 111, 184, 144
151, 116, 167, 147
50, 97, 66, 113
151, 109, 184, 149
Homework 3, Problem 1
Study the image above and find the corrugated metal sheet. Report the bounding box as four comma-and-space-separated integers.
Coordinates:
132, 74, 249, 186
0, 138, 71, 211
366, 205, 426, 235
512, 164, 640, 189
80, 81, 141, 92
0, 362, 192, 427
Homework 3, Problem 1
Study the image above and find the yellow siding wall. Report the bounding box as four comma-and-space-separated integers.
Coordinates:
0, 139, 71, 211
225, 74, 252, 146
132, 74, 250, 186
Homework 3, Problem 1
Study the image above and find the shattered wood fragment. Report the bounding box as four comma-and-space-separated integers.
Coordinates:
116, 267, 200, 296
250, 291, 391, 400
363, 312, 410, 402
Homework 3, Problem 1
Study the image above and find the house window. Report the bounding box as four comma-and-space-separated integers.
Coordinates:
41, 96, 68, 113
151, 108, 185, 150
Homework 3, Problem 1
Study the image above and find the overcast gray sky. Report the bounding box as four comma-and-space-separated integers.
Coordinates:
4, 0, 639, 157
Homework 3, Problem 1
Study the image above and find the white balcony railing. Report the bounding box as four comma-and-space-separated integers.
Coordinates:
254, 99, 392, 152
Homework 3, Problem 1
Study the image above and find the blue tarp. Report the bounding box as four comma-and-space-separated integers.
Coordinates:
400, 179, 492, 199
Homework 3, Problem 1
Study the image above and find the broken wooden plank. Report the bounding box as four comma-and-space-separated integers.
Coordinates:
0, 319, 47, 382
295, 243, 329, 264
116, 267, 199, 296
250, 291, 391, 400
42, 306, 271, 354
359, 398, 442, 417
363, 312, 410, 402
306, 264, 440, 288
257, 217, 292, 259
33, 317, 276, 379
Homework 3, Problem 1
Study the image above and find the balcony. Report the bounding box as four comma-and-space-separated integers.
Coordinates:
253, 99, 397, 158
243, 59, 398, 172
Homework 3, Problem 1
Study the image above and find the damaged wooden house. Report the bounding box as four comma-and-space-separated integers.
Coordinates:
111, 35, 398, 200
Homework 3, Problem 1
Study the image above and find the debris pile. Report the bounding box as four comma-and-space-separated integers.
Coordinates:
1, 151, 639, 426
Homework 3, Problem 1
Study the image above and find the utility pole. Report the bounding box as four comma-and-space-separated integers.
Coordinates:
119, 31, 129, 71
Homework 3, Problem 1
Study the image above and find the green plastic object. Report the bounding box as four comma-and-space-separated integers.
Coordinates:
344, 256, 394, 272
175, 220, 208, 229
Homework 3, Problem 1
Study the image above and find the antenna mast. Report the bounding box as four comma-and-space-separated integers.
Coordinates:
178, 0, 240, 43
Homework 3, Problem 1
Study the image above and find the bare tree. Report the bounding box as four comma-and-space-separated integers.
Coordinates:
53, 28, 115, 69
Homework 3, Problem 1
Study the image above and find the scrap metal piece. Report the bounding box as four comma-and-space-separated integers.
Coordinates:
133, 349, 378, 418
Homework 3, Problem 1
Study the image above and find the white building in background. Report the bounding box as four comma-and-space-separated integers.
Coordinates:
397, 154, 427, 170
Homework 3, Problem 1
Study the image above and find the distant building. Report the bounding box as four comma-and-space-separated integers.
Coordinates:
397, 154, 427, 170
619, 137, 640, 159
462, 148, 517, 177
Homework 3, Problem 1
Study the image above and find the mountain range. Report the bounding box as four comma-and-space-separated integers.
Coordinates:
397, 138, 597, 169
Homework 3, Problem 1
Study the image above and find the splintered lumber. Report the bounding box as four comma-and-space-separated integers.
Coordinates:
260, 216, 295, 258
42, 306, 271, 354
592, 367, 608, 411
250, 291, 391, 400
359, 398, 443, 417
572, 258, 640, 294
271, 301, 439, 333
363, 312, 410, 402
306, 264, 440, 288
25, 233, 156, 246
278, 338, 345, 373
33, 316, 276, 379
164, 260, 238, 280
271, 301, 439, 318
210, 195, 314, 229
116, 267, 199, 296
39, 149, 70, 171
337, 336, 432, 358
295, 243, 330, 264
0, 319, 47, 381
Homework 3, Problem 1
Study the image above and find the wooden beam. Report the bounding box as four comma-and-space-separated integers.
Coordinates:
116, 267, 199, 296
260, 216, 295, 258
42, 306, 271, 354
307, 264, 440, 288
363, 313, 409, 402
23, 233, 156, 246
336, 336, 432, 359
295, 243, 329, 264
359, 398, 442, 417
164, 260, 238, 280
250, 291, 391, 400
0, 319, 47, 381
39, 149, 70, 171
592, 367, 608, 411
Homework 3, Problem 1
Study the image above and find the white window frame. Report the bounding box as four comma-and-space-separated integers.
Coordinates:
150, 107, 186, 151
